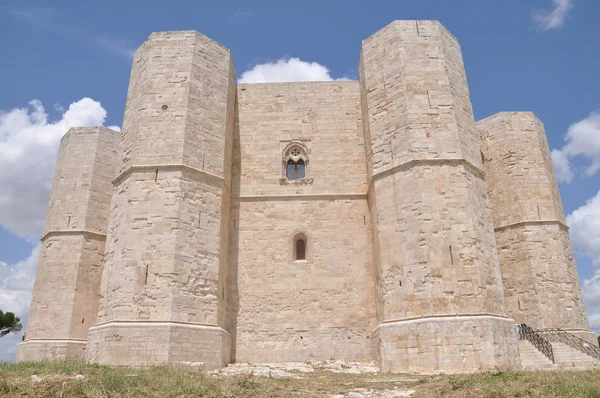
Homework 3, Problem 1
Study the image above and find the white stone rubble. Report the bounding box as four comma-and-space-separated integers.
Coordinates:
211, 360, 381, 378
331, 388, 415, 397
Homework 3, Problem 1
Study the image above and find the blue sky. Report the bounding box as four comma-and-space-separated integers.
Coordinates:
1, 0, 599, 361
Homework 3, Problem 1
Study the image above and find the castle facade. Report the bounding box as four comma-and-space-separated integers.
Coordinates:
18, 20, 595, 373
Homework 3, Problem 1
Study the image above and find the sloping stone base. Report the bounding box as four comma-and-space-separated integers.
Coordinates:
17, 339, 87, 362
86, 321, 231, 370
375, 315, 520, 373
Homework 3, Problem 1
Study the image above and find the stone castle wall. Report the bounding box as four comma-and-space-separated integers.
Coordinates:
18, 20, 595, 372
231, 82, 377, 362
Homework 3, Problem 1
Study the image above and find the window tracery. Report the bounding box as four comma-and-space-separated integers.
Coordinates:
281, 142, 311, 183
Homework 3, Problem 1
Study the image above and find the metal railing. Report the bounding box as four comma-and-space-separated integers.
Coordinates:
517, 323, 555, 363
536, 328, 600, 361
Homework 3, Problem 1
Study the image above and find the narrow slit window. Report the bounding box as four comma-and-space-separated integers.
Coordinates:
296, 239, 306, 260
293, 232, 308, 261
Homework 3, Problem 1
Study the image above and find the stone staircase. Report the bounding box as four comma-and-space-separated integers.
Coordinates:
551, 342, 600, 369
519, 340, 555, 370
517, 324, 600, 370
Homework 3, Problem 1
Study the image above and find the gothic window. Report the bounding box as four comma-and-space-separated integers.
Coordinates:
283, 143, 308, 181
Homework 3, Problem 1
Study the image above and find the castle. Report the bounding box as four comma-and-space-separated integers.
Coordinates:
17, 20, 597, 373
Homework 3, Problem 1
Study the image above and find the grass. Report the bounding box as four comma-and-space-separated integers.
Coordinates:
2, 362, 600, 397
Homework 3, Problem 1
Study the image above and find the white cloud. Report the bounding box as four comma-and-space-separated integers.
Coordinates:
568, 190, 600, 267
94, 36, 136, 59
238, 58, 350, 84
583, 274, 600, 333
0, 245, 38, 362
0, 246, 38, 317
532, 0, 574, 30
551, 110, 600, 184
567, 190, 600, 334
5, 6, 136, 59
551, 149, 574, 183
0, 98, 118, 239
228, 10, 250, 24
6, 5, 57, 25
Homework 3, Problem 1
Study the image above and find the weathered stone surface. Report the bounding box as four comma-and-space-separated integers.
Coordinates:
360, 20, 519, 372
20, 20, 595, 373
18, 127, 119, 362
478, 112, 593, 343
86, 30, 236, 369
232, 82, 376, 363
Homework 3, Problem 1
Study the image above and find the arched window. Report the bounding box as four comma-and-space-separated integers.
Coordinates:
282, 143, 308, 181
293, 232, 308, 261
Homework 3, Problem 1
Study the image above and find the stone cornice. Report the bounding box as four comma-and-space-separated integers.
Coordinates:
494, 219, 569, 232
89, 320, 230, 334
368, 158, 485, 190
112, 164, 225, 186
234, 193, 367, 202
21, 338, 87, 343
41, 229, 107, 242
374, 313, 513, 332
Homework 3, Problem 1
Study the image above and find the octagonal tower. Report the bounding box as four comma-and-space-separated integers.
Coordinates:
18, 127, 119, 362
86, 31, 236, 369
477, 112, 595, 345
360, 21, 520, 373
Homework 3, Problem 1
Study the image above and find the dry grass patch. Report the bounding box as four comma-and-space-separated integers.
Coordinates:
2, 362, 600, 397
418, 370, 600, 398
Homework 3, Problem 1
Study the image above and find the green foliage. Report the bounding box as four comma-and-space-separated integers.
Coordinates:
0, 310, 23, 338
